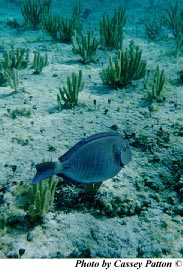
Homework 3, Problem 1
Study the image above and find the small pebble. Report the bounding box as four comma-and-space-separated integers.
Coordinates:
19, 248, 25, 257
6, 252, 19, 258
27, 232, 33, 241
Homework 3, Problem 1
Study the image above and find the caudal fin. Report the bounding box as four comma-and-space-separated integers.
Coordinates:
32, 162, 56, 184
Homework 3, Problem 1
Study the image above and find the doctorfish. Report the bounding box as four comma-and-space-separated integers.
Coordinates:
32, 132, 132, 185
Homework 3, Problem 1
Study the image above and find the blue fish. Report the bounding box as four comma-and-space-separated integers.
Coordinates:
32, 132, 132, 185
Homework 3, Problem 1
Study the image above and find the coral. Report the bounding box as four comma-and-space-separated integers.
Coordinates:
72, 2, 81, 19
21, 0, 51, 29
57, 70, 84, 109
84, 183, 102, 196
175, 32, 183, 56
58, 17, 81, 43
179, 70, 183, 83
29, 177, 58, 217
0, 71, 7, 86
149, 66, 166, 102
101, 41, 146, 88
165, 2, 183, 55
100, 6, 126, 50
7, 18, 21, 29
0, 178, 57, 228
165, 2, 182, 36
145, 18, 162, 40
41, 13, 60, 40
1, 46, 29, 71
42, 14, 82, 42
0, 45, 28, 91
41, 3, 82, 42
32, 51, 48, 74
6, 68, 19, 92
72, 30, 98, 63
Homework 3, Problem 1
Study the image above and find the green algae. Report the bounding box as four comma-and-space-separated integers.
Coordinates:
72, 30, 98, 64
57, 70, 84, 109
100, 6, 126, 50
32, 51, 48, 74
101, 41, 146, 88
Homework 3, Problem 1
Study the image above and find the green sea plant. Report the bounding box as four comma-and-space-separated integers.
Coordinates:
6, 68, 19, 92
1, 46, 29, 71
179, 70, 183, 83
57, 70, 84, 109
100, 6, 126, 50
21, 0, 51, 29
164, 1, 183, 55
84, 183, 102, 196
165, 2, 181, 36
175, 31, 183, 56
72, 1, 81, 18
0, 69, 7, 86
72, 30, 98, 63
0, 46, 28, 90
42, 13, 82, 42
7, 107, 32, 119
101, 41, 146, 88
32, 51, 48, 74
7, 18, 21, 29
29, 177, 58, 217
41, 3, 82, 42
58, 16, 81, 43
41, 13, 60, 40
145, 18, 162, 40
148, 66, 165, 101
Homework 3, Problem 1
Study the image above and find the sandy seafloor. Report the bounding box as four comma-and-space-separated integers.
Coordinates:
0, 0, 183, 259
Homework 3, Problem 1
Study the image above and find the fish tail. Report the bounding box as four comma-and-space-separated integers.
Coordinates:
32, 161, 62, 184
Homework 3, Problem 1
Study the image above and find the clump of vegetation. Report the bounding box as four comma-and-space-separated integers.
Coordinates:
100, 6, 126, 50
101, 41, 146, 88
1, 46, 29, 71
72, 30, 98, 63
41, 13, 60, 40
21, 0, 51, 29
0, 46, 29, 90
148, 66, 166, 102
7, 18, 21, 29
42, 14, 82, 42
32, 51, 48, 74
13, 177, 58, 219
84, 183, 102, 196
0, 203, 26, 232
0, 69, 7, 86
145, 18, 162, 40
41, 3, 82, 42
164, 1, 183, 55
6, 68, 20, 92
57, 70, 84, 109
7, 107, 32, 119
179, 70, 183, 83
29, 177, 58, 217
58, 16, 82, 43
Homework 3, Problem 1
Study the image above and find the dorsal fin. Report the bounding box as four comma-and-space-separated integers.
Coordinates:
59, 132, 120, 163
